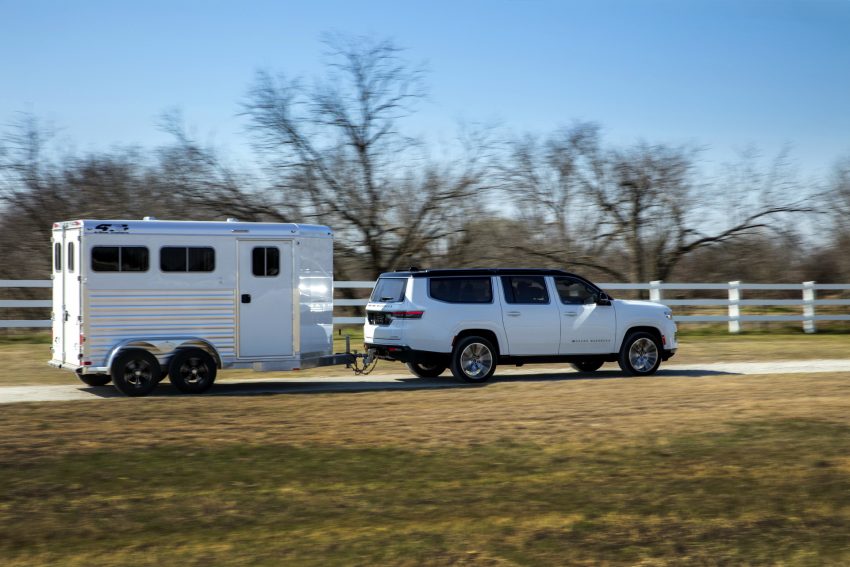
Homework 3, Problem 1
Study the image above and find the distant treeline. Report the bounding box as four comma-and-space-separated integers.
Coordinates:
1, 36, 848, 284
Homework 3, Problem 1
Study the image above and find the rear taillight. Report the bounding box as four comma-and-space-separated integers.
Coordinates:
390, 311, 424, 319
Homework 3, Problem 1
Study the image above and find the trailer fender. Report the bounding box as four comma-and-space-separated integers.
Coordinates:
105, 337, 222, 375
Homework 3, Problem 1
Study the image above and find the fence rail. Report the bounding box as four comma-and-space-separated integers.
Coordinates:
4, 279, 850, 333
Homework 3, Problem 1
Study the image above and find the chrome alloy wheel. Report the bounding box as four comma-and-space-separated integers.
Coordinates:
628, 337, 659, 373
124, 359, 154, 388
460, 342, 493, 378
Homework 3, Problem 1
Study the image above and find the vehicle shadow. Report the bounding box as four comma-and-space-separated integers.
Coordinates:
78, 367, 740, 399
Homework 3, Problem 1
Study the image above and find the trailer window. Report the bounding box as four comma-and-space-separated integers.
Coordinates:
67, 242, 74, 273
92, 246, 149, 272
53, 242, 61, 272
252, 247, 280, 277
160, 247, 215, 272
429, 277, 492, 303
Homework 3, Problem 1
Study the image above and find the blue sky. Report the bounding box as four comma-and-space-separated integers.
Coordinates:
1, 0, 848, 177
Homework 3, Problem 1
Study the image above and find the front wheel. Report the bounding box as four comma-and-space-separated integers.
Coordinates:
450, 336, 497, 383
111, 349, 162, 397
618, 332, 662, 376
406, 362, 447, 378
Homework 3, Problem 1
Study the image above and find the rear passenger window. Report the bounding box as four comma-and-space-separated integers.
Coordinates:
252, 247, 280, 277
429, 277, 493, 304
92, 246, 149, 272
160, 247, 215, 272
502, 276, 549, 304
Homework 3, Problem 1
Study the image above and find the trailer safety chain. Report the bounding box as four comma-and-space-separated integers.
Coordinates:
350, 351, 378, 375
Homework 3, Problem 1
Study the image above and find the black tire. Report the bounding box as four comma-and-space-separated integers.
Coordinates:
168, 348, 217, 394
618, 331, 662, 376
111, 349, 162, 397
450, 336, 497, 383
571, 360, 605, 373
406, 361, 447, 378
78, 373, 111, 387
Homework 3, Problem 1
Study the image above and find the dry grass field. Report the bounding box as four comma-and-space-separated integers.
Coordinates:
1, 332, 849, 565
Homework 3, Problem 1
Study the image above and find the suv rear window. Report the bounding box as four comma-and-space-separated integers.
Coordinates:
429, 277, 493, 304
371, 278, 407, 302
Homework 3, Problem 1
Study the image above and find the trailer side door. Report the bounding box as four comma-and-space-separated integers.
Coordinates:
237, 240, 294, 358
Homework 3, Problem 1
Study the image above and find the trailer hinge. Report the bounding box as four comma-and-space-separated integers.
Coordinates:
77, 316, 83, 322
77, 275, 82, 282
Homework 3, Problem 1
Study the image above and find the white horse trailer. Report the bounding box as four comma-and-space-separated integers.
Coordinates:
48, 218, 356, 396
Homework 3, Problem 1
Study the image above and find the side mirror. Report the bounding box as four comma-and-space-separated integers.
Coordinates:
596, 292, 611, 305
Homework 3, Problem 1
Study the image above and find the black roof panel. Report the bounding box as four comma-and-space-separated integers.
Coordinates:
380, 268, 575, 278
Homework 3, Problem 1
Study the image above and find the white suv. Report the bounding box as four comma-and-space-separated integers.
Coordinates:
364, 269, 677, 382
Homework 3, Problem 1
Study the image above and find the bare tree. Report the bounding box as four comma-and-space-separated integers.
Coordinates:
244, 35, 491, 279
501, 124, 812, 282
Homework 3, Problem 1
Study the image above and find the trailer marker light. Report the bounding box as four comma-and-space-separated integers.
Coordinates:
83, 361, 92, 366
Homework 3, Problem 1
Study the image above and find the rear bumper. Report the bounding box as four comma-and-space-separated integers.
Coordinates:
48, 360, 108, 374
365, 343, 445, 365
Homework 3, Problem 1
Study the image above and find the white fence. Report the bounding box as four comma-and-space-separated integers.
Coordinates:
4, 279, 850, 333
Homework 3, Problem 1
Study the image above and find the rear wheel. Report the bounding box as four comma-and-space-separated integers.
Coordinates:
450, 336, 497, 383
78, 373, 111, 387
111, 349, 161, 397
406, 361, 447, 378
618, 332, 662, 376
168, 348, 217, 394
570, 360, 604, 373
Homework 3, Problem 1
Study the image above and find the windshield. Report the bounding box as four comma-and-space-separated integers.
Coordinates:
370, 277, 407, 303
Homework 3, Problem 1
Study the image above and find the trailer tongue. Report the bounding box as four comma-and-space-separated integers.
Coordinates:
48, 218, 375, 396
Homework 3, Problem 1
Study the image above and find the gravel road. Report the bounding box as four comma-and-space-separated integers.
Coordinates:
1, 359, 848, 404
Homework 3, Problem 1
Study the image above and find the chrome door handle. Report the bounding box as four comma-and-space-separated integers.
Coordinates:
506, 311, 521, 317
563, 311, 578, 317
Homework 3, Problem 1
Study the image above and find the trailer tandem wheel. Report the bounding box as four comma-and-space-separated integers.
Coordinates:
168, 348, 217, 394
111, 349, 162, 397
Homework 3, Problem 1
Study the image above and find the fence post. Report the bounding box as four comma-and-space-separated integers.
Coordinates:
802, 281, 816, 334
728, 281, 741, 334
649, 280, 662, 303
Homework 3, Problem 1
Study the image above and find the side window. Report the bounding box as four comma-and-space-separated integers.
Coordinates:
555, 277, 598, 305
429, 277, 493, 304
120, 247, 149, 272
252, 246, 280, 277
67, 242, 75, 273
161, 247, 215, 272
53, 242, 62, 272
501, 276, 549, 304
92, 246, 149, 272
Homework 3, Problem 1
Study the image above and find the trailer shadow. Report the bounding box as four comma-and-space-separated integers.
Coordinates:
77, 367, 740, 399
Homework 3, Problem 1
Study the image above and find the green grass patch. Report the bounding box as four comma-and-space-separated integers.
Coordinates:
2, 419, 849, 566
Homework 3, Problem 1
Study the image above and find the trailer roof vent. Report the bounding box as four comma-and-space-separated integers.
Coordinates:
226, 218, 239, 223
142, 216, 157, 221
